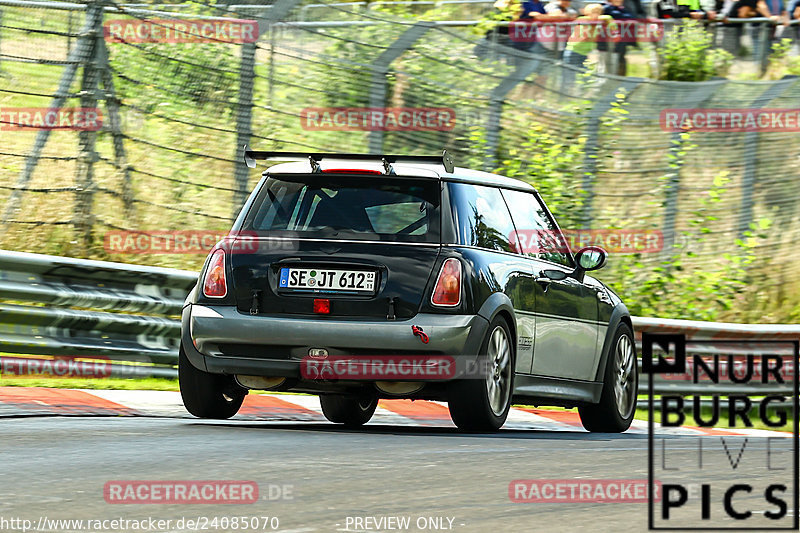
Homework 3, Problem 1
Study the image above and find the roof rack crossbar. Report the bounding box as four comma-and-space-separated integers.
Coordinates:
243, 147, 455, 174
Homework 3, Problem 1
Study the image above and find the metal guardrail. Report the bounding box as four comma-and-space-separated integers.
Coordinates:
0, 251, 796, 395
0, 250, 196, 369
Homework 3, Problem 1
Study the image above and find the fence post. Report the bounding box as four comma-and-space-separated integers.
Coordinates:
483, 56, 543, 171
367, 21, 433, 154
96, 32, 135, 223
73, 1, 103, 251
659, 81, 725, 258
757, 21, 772, 75
738, 76, 796, 237
579, 77, 642, 227
231, 0, 301, 219
1, 2, 102, 230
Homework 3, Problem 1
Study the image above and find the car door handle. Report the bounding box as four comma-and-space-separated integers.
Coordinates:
534, 276, 551, 293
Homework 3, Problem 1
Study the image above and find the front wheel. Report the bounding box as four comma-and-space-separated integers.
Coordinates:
319, 394, 378, 427
578, 323, 638, 432
448, 316, 514, 432
179, 344, 246, 419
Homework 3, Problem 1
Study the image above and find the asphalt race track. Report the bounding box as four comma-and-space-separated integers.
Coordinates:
0, 389, 794, 533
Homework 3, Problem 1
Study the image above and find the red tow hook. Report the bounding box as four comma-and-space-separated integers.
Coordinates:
412, 325, 429, 344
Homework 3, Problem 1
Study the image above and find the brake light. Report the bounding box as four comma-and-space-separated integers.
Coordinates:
202, 249, 227, 298
313, 298, 330, 314
431, 258, 461, 307
321, 168, 382, 174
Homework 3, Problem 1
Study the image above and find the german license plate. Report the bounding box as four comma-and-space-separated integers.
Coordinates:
279, 268, 377, 293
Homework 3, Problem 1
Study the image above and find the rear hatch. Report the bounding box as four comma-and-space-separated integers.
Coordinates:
229, 171, 441, 320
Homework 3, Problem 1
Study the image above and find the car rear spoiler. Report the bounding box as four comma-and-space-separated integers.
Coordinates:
243, 146, 455, 174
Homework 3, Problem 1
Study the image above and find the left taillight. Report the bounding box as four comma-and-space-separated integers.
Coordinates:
431, 258, 462, 307
202, 249, 227, 298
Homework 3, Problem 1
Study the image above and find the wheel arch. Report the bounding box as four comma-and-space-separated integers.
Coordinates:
476, 291, 517, 348
593, 303, 633, 383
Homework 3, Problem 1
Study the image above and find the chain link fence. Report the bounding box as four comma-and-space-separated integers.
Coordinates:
0, 0, 799, 318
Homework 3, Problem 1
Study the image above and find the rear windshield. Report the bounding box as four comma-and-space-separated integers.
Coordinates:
241, 174, 440, 243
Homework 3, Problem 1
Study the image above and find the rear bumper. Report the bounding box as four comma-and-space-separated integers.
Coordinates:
182, 304, 489, 378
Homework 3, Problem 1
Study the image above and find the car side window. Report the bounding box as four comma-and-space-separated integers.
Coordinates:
449, 183, 518, 253
501, 188, 573, 268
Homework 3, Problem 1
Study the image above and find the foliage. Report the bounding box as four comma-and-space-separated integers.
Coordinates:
657, 20, 734, 81
764, 38, 800, 79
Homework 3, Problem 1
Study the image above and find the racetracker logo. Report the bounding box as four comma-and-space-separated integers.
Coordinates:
0, 356, 111, 379
661, 109, 800, 132
509, 19, 663, 43
510, 229, 663, 255
509, 479, 661, 503
104, 19, 258, 43
0, 107, 102, 131
300, 355, 456, 380
103, 481, 260, 504
300, 107, 456, 131
102, 230, 291, 254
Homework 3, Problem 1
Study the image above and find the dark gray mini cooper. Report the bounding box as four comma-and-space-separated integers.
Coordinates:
180, 150, 637, 432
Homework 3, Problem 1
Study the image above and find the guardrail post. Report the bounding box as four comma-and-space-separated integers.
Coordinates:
483, 55, 543, 171
579, 77, 642, 227
1, 1, 98, 231
231, 0, 301, 219
738, 76, 796, 238
367, 21, 433, 154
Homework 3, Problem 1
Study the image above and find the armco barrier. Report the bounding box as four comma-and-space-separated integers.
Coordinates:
0, 250, 797, 394
0, 250, 196, 369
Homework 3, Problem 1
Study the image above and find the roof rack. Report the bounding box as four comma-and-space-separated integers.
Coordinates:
243, 147, 455, 174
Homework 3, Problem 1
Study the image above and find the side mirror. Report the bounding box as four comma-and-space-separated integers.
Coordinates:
573, 246, 607, 278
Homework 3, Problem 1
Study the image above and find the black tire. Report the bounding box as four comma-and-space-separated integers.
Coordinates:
319, 393, 378, 427
448, 316, 515, 432
179, 344, 246, 419
578, 323, 638, 433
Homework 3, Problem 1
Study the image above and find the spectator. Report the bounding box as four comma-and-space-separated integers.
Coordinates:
603, 0, 635, 75
512, 0, 571, 55
562, 3, 614, 83
658, 0, 715, 18
545, 0, 580, 57
732, 0, 780, 60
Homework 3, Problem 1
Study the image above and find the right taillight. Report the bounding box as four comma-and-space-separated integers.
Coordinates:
202, 249, 227, 298
431, 258, 461, 307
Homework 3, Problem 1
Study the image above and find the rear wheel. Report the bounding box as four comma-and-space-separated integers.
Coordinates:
179, 344, 246, 419
578, 323, 637, 432
319, 393, 378, 427
448, 316, 514, 432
